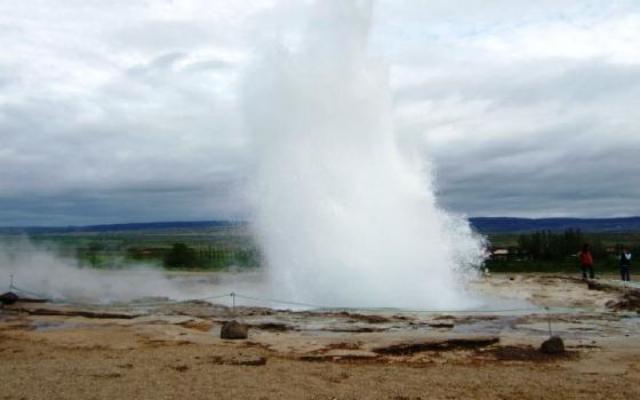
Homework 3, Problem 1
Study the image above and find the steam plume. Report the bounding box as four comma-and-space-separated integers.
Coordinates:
245, 0, 486, 309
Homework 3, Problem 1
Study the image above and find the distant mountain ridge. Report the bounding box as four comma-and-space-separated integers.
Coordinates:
0, 220, 241, 235
469, 217, 640, 233
1, 217, 639, 235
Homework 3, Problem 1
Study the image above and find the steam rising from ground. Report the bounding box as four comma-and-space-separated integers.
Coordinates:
0, 239, 185, 303
246, 1, 486, 309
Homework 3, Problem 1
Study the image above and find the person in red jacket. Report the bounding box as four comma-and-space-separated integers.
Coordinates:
579, 243, 594, 279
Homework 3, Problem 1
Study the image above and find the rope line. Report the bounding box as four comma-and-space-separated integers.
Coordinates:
3, 278, 625, 315
233, 293, 547, 313
234, 293, 328, 309
10, 284, 49, 299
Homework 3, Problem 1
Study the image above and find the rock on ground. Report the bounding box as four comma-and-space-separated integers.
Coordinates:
540, 336, 565, 354
0, 292, 19, 305
220, 320, 249, 339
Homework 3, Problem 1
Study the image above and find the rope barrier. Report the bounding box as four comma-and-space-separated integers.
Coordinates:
3, 275, 627, 315
10, 284, 49, 300
233, 293, 329, 309
233, 293, 547, 313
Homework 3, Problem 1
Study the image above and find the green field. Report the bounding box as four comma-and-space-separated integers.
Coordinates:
2, 226, 639, 274
1, 224, 259, 270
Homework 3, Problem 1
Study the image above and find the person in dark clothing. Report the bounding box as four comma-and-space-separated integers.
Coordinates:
579, 243, 594, 279
619, 247, 632, 282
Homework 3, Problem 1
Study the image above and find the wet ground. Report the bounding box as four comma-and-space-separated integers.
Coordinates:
1, 274, 639, 399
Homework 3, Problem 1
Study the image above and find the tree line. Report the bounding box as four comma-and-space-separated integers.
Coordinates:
160, 243, 260, 269
517, 229, 606, 261
78, 242, 260, 269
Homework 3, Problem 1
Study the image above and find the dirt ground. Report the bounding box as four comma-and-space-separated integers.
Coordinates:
1, 274, 639, 400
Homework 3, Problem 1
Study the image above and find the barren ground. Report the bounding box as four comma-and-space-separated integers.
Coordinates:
1, 274, 639, 400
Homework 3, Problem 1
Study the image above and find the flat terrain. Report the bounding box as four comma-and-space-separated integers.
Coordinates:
1, 274, 639, 399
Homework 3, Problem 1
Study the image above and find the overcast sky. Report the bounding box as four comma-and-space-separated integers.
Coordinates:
1, 0, 639, 226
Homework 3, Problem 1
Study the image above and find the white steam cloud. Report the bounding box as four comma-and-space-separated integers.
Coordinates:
0, 239, 204, 303
245, 1, 486, 309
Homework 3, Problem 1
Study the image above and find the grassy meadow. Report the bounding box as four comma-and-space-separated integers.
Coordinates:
2, 223, 639, 274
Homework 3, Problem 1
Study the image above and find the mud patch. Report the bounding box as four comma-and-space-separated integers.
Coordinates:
478, 345, 578, 362
90, 372, 123, 379
372, 336, 500, 355
248, 322, 292, 331
208, 355, 267, 366
170, 364, 190, 372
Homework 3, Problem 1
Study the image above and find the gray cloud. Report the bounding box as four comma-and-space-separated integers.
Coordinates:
0, 0, 639, 225
395, 59, 640, 217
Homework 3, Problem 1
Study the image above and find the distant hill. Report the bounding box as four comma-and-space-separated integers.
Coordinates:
469, 217, 640, 233
0, 220, 242, 235
1, 217, 639, 235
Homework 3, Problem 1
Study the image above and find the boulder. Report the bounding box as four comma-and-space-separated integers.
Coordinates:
220, 320, 249, 339
539, 336, 565, 354
0, 292, 19, 305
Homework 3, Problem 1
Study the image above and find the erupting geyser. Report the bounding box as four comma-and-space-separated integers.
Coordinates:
245, 0, 486, 309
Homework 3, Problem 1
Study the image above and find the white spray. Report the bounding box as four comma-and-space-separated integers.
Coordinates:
0, 238, 221, 303
245, 0, 486, 309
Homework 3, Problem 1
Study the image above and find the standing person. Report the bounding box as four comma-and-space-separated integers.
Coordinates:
579, 244, 594, 279
619, 247, 632, 282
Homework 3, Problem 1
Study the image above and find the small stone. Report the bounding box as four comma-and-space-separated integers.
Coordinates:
0, 292, 19, 305
220, 320, 249, 340
539, 336, 565, 354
